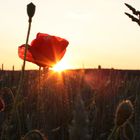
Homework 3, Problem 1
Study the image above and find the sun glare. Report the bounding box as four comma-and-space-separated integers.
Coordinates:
52, 60, 70, 72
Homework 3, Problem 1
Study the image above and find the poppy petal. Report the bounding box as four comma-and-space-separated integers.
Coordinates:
18, 44, 35, 63
18, 33, 69, 67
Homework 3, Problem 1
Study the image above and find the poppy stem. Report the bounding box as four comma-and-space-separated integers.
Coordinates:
107, 125, 119, 140
11, 20, 32, 138
13, 20, 32, 110
13, 20, 32, 104
22, 21, 32, 78
17, 20, 32, 94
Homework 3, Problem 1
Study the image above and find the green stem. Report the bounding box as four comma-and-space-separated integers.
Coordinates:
10, 19, 32, 139
15, 20, 32, 104
22, 21, 32, 75
18, 20, 32, 92
107, 125, 119, 140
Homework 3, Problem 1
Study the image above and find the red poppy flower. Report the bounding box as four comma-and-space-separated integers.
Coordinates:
18, 33, 69, 67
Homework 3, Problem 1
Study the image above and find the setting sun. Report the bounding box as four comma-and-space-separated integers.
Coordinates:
52, 59, 70, 72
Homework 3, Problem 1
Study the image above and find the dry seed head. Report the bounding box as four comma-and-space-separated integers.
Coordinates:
27, 2, 36, 22
115, 100, 134, 127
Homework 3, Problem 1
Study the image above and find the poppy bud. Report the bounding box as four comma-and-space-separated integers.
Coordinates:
0, 97, 5, 112
27, 2, 36, 22
115, 100, 134, 127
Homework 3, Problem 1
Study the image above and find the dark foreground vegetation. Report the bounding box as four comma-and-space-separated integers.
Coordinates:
0, 68, 140, 140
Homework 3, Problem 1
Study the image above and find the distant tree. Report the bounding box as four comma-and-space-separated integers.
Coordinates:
98, 65, 101, 70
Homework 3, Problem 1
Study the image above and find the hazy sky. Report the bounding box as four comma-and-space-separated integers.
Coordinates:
0, 0, 140, 70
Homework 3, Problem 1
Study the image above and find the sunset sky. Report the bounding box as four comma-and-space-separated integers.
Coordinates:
0, 0, 140, 70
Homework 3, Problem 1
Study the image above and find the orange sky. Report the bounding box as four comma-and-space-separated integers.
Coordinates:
0, 0, 140, 70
